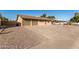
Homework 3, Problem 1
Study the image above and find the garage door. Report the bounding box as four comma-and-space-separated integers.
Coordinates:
23, 20, 31, 26
32, 20, 38, 26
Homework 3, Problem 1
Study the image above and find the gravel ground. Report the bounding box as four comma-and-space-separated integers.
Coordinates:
0, 27, 46, 49
0, 25, 79, 49
28, 25, 79, 49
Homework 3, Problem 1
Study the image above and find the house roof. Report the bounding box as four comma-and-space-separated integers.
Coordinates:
17, 14, 52, 21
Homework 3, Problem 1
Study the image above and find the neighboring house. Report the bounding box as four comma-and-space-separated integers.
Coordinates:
70, 22, 79, 25
16, 15, 52, 26
52, 20, 67, 25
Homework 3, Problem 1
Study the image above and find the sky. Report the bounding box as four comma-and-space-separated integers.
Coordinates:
0, 10, 79, 21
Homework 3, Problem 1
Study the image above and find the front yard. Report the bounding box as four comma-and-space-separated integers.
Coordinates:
0, 25, 79, 49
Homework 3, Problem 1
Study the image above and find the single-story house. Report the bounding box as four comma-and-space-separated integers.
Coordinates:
70, 22, 79, 25
16, 15, 52, 26
52, 20, 67, 25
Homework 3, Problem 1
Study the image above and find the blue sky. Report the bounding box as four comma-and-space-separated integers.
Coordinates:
0, 10, 79, 21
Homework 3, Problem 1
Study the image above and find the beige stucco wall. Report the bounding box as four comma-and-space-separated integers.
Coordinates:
17, 16, 23, 26
38, 21, 51, 26
23, 19, 32, 26
38, 21, 45, 25
46, 21, 51, 25
17, 16, 52, 26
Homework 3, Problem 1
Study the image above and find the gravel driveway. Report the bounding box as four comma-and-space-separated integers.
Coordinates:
27, 25, 79, 49
0, 25, 79, 49
0, 27, 46, 49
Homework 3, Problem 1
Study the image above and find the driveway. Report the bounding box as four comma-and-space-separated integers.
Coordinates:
0, 27, 46, 49
27, 25, 79, 49
0, 25, 79, 49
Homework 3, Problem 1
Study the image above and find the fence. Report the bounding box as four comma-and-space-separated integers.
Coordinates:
1, 21, 17, 27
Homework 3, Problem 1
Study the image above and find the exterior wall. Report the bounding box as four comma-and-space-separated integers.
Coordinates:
23, 20, 51, 26
23, 19, 31, 26
38, 20, 46, 25
32, 20, 38, 26
17, 16, 23, 26
38, 20, 51, 26
45, 21, 51, 25
23, 20, 38, 26
17, 16, 52, 26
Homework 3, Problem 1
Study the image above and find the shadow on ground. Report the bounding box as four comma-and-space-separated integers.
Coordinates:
0, 31, 13, 34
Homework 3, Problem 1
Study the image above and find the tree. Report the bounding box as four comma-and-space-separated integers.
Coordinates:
40, 14, 56, 21
0, 13, 8, 21
2, 17, 8, 21
70, 12, 79, 22
70, 16, 79, 22
0, 13, 3, 20
47, 16, 55, 19
40, 13, 47, 17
